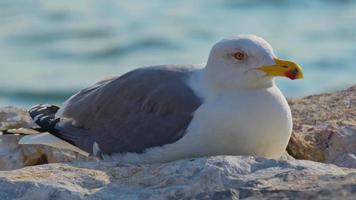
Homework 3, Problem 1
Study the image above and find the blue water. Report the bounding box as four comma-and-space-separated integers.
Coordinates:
0, 0, 355, 108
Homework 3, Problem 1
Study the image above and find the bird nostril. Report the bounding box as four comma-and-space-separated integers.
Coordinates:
281, 66, 289, 68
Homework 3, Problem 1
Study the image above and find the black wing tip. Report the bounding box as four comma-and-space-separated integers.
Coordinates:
29, 104, 59, 118
29, 104, 60, 133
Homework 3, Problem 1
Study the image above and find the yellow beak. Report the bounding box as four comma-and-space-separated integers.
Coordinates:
257, 58, 304, 80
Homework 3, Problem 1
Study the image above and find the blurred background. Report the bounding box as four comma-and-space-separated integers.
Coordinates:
0, 0, 355, 108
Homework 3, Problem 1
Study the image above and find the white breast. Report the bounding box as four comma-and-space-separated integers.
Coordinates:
174, 85, 292, 159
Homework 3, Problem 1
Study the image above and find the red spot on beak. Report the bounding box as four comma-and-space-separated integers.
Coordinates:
285, 69, 298, 80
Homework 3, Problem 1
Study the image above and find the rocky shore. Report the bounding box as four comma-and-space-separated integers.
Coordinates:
0, 85, 355, 199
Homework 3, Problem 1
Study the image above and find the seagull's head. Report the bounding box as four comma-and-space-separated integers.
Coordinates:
205, 34, 303, 90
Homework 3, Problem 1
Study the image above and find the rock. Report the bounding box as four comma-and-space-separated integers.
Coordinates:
0, 87, 355, 199
288, 85, 356, 168
1, 85, 355, 170
0, 135, 24, 170
0, 134, 97, 171
0, 156, 355, 200
0, 107, 97, 170
0, 107, 35, 131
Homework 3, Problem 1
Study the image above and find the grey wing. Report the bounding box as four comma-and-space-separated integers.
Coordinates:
58, 65, 203, 154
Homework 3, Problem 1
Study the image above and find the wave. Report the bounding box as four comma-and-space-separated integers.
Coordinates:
44, 37, 179, 61
0, 90, 76, 102
8, 28, 115, 45
222, 0, 355, 9
8, 33, 180, 61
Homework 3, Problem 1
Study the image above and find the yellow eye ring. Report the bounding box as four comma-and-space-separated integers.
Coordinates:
233, 51, 246, 61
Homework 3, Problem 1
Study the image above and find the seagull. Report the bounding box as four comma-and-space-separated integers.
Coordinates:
20, 34, 303, 163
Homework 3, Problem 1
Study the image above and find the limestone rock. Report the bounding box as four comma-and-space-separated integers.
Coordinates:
1, 84, 355, 170
0, 156, 355, 200
0, 107, 97, 170
0, 87, 355, 199
288, 85, 356, 168
0, 107, 35, 131
0, 134, 96, 171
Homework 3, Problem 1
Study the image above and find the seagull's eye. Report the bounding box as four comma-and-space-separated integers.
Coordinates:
233, 51, 247, 61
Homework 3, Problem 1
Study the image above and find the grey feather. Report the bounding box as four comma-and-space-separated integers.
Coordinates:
57, 65, 203, 154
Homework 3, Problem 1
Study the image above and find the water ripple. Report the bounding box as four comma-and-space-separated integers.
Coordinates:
0, 90, 75, 103
8, 28, 115, 45
44, 37, 181, 61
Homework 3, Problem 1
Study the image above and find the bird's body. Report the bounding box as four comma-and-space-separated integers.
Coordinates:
21, 35, 303, 163
103, 76, 292, 163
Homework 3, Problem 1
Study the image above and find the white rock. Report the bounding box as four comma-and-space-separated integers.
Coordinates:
0, 107, 35, 131
288, 85, 356, 168
0, 135, 25, 170
0, 156, 355, 200
326, 123, 356, 168
0, 135, 96, 170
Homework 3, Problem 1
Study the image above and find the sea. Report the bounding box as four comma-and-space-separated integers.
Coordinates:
0, 0, 355, 108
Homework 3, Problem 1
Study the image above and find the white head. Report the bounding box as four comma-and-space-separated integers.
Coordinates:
204, 35, 303, 91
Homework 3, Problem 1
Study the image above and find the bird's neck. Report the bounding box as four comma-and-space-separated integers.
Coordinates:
189, 68, 275, 101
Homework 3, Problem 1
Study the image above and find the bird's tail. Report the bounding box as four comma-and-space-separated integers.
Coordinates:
19, 132, 90, 156
28, 104, 61, 134
19, 104, 91, 156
